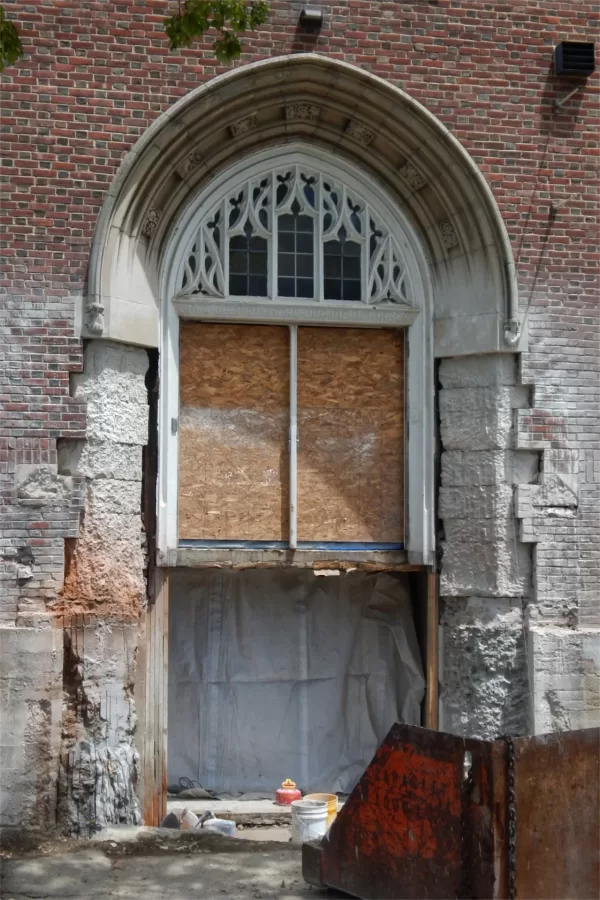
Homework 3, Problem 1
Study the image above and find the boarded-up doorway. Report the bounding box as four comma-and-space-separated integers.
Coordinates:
178, 322, 405, 549
167, 567, 425, 795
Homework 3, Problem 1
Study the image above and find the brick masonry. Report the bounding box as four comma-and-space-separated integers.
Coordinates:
1, 0, 599, 828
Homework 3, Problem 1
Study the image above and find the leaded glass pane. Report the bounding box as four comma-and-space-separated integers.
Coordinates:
324, 235, 362, 302
277, 209, 314, 299
229, 233, 268, 296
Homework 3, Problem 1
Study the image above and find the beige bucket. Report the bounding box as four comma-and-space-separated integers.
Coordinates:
304, 793, 338, 828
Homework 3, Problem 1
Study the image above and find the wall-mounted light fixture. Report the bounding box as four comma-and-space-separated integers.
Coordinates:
299, 6, 323, 29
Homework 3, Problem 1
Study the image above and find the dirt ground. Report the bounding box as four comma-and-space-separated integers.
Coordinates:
0, 828, 341, 900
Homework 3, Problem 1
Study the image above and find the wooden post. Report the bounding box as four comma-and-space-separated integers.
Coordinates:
425, 571, 439, 730
142, 567, 169, 825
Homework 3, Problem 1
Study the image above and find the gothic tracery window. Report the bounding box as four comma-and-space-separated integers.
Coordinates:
178, 164, 412, 306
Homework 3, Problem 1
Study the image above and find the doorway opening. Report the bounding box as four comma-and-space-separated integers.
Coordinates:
167, 566, 426, 798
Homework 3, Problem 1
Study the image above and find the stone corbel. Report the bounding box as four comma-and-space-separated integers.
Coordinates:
85, 300, 105, 335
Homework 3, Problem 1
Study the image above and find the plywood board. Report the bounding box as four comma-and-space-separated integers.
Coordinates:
179, 323, 289, 541
297, 327, 404, 543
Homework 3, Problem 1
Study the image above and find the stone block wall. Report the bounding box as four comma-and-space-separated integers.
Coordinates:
0, 340, 148, 833
439, 355, 534, 738
440, 353, 600, 738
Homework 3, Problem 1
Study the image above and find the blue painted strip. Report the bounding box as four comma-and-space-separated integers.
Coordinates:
178, 540, 289, 550
297, 542, 404, 551
178, 540, 404, 551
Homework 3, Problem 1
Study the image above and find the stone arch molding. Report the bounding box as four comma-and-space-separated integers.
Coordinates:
86, 53, 522, 357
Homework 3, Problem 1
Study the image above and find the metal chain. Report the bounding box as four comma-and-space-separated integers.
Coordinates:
506, 735, 517, 900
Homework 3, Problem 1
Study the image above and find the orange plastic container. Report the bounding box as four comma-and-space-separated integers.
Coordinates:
275, 779, 302, 806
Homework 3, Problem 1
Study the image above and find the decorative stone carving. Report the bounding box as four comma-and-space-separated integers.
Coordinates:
285, 103, 320, 122
85, 301, 105, 335
399, 161, 428, 191
141, 208, 161, 238
440, 219, 459, 249
345, 121, 374, 145
181, 148, 204, 176
230, 114, 258, 137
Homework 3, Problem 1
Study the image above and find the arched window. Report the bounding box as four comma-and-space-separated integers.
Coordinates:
178, 164, 411, 307
161, 146, 433, 565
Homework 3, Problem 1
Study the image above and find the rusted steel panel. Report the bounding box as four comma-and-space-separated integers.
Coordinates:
309, 723, 497, 900
303, 725, 598, 900
513, 728, 599, 900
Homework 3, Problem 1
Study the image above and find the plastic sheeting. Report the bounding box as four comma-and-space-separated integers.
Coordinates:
168, 568, 425, 794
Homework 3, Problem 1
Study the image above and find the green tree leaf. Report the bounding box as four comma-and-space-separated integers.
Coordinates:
0, 6, 24, 72
0, 1, 269, 74
165, 1, 268, 63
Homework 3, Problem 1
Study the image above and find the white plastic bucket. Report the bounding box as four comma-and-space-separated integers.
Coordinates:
291, 799, 328, 845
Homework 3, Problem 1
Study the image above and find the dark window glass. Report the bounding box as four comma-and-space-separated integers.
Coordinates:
277, 202, 314, 299
228, 229, 268, 296
324, 230, 362, 301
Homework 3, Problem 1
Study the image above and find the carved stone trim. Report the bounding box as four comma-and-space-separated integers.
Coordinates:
285, 103, 320, 122
181, 149, 204, 176
173, 296, 418, 327
399, 161, 428, 191
345, 121, 374, 146
439, 219, 459, 249
141, 208, 161, 238
85, 301, 105, 335
230, 114, 258, 137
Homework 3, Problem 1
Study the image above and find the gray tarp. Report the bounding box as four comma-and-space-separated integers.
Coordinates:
168, 568, 425, 794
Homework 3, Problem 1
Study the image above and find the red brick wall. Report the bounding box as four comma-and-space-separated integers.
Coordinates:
1, 1, 598, 299
1, 0, 598, 619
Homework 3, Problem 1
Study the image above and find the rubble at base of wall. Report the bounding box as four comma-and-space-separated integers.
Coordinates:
57, 740, 141, 838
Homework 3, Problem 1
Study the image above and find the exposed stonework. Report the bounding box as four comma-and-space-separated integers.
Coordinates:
0, 460, 84, 831
0, 627, 63, 829
440, 352, 600, 737
528, 629, 600, 733
57, 624, 141, 837
53, 342, 148, 621
439, 354, 534, 736
51, 340, 149, 835
512, 385, 600, 733
440, 597, 528, 738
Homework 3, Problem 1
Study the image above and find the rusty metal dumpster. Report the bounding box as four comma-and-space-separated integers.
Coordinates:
302, 724, 599, 899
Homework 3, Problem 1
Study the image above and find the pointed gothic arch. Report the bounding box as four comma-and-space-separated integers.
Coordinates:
86, 53, 521, 357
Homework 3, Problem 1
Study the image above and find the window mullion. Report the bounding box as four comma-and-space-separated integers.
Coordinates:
223, 199, 230, 296
270, 171, 277, 299
316, 176, 323, 302
289, 324, 298, 549
363, 203, 370, 304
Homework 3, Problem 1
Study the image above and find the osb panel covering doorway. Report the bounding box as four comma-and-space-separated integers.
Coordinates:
178, 322, 405, 545
297, 327, 404, 544
179, 322, 289, 540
